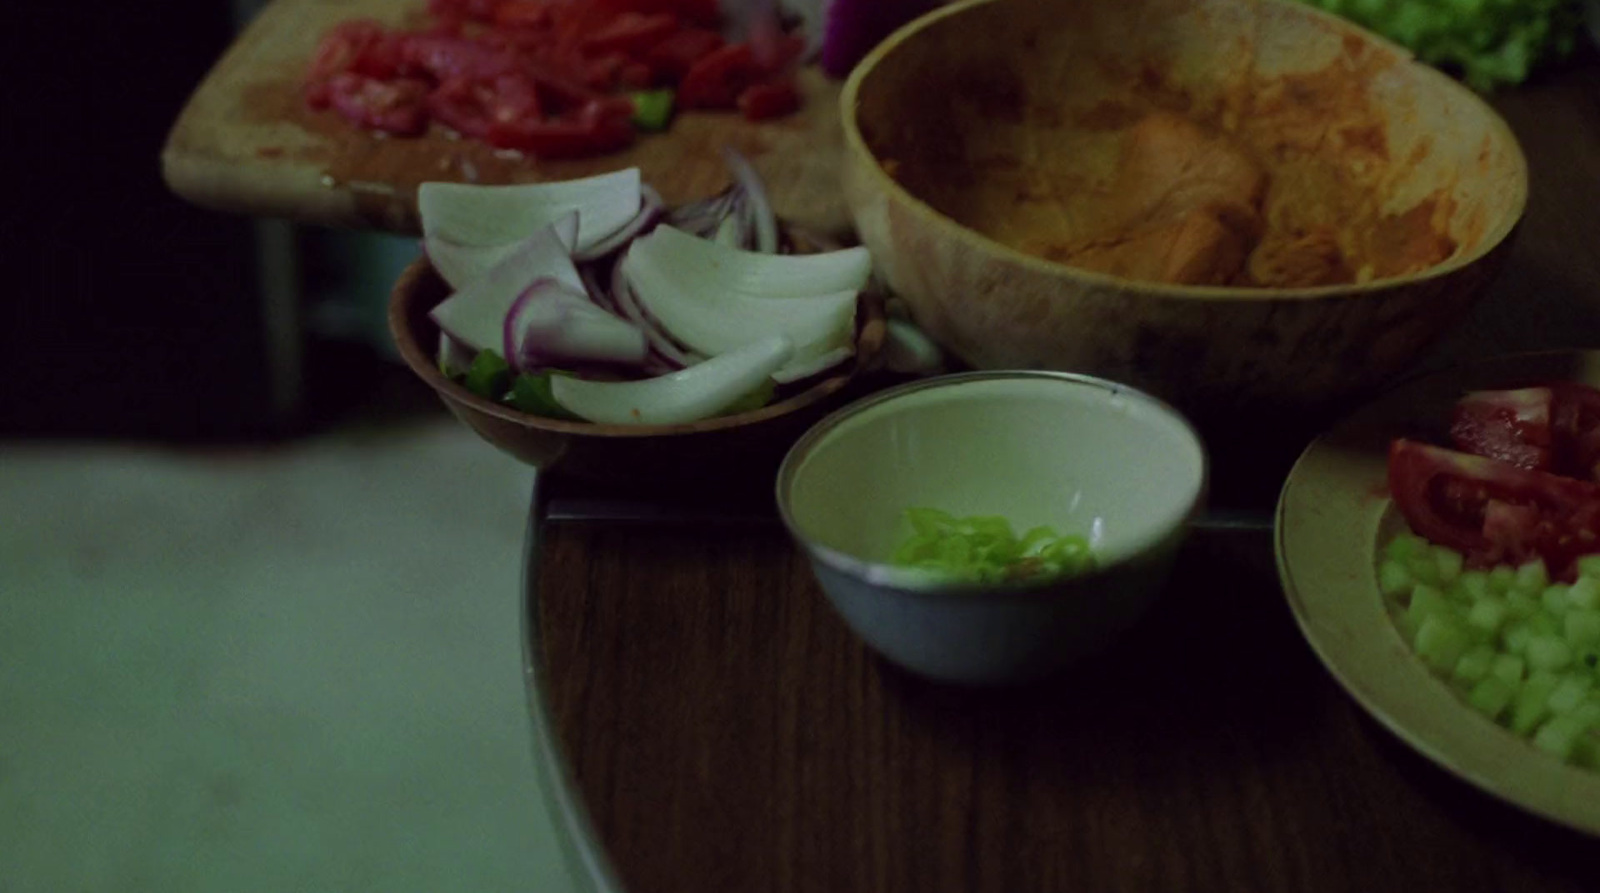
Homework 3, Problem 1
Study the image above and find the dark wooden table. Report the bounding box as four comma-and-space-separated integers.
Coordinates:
529, 48, 1600, 893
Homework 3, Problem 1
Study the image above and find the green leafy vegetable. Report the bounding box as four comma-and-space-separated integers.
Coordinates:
508, 371, 582, 420
464, 349, 512, 400
1296, 0, 1585, 91
890, 507, 1097, 585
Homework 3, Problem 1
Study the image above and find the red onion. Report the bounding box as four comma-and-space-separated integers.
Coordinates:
572, 185, 666, 262
721, 148, 778, 253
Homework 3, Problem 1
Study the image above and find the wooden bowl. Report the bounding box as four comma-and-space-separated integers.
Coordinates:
388, 239, 888, 486
840, 0, 1528, 420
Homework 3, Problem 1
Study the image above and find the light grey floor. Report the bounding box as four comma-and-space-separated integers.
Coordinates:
1, 412, 590, 892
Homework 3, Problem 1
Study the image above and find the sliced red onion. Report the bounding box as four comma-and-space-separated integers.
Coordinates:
503, 278, 649, 372
611, 255, 702, 369
577, 261, 620, 317
721, 147, 778, 253
667, 187, 742, 238
573, 185, 666, 262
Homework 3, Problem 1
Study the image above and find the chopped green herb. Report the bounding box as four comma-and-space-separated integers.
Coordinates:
891, 507, 1096, 585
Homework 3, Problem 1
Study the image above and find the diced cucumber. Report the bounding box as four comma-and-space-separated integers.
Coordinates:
1576, 554, 1600, 581
1514, 559, 1551, 595
1511, 672, 1561, 735
1569, 576, 1600, 610
1542, 584, 1571, 616
1416, 616, 1470, 673
1385, 532, 1429, 562
1505, 591, 1541, 620
1432, 546, 1465, 584
1452, 645, 1497, 686
1528, 636, 1575, 672
1491, 654, 1526, 686
1466, 597, 1509, 640
1528, 611, 1561, 637
1488, 565, 1517, 595
1565, 609, 1600, 649
1378, 559, 1414, 597
1468, 676, 1516, 720
1504, 622, 1534, 656
1533, 713, 1590, 761
1452, 570, 1491, 602
1547, 674, 1594, 714
1406, 585, 1453, 631
1407, 555, 1443, 587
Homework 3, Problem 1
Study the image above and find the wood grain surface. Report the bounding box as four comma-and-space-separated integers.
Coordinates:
160, 0, 851, 236
536, 523, 1600, 893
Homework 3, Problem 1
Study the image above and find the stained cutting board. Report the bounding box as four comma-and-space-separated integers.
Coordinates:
161, 0, 850, 236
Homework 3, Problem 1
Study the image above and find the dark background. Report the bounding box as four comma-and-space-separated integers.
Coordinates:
1, 2, 411, 443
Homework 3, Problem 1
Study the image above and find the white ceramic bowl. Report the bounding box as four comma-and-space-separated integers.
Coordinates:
776, 371, 1209, 684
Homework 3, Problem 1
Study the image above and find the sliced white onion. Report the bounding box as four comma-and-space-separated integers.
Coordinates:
722, 147, 778, 253
418, 168, 641, 252
620, 247, 857, 382
770, 345, 855, 383
437, 330, 477, 376
504, 278, 649, 371
610, 256, 701, 369
629, 224, 873, 298
550, 335, 794, 425
573, 185, 665, 262
428, 213, 585, 353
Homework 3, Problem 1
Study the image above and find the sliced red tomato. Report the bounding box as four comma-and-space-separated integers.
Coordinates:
678, 42, 760, 109
485, 101, 635, 156
323, 73, 431, 135
398, 34, 519, 81
1449, 386, 1553, 471
1550, 382, 1600, 483
642, 27, 725, 80
594, 0, 720, 27
581, 12, 679, 55
737, 78, 801, 120
1388, 438, 1600, 577
305, 21, 406, 106
489, 0, 552, 28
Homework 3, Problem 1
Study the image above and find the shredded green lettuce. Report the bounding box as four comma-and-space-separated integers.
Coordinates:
890, 507, 1097, 585
1296, 0, 1585, 91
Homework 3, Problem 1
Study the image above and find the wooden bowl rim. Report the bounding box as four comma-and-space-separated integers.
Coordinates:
388, 252, 889, 440
838, 0, 1531, 303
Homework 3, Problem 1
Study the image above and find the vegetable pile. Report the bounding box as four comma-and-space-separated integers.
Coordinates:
1296, 0, 1585, 91
422, 151, 875, 425
891, 508, 1097, 585
1384, 380, 1600, 767
304, 0, 806, 156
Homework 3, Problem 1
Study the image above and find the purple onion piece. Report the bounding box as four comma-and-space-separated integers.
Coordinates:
573, 185, 666, 262
721, 147, 778, 253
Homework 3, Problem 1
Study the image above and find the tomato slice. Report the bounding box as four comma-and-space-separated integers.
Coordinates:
485, 101, 635, 156
1550, 382, 1600, 482
737, 78, 801, 120
398, 34, 519, 81
323, 73, 431, 135
594, 0, 720, 27
1449, 387, 1553, 471
678, 42, 760, 109
581, 12, 679, 55
490, 0, 552, 29
1388, 438, 1600, 577
642, 27, 725, 80
428, 0, 505, 23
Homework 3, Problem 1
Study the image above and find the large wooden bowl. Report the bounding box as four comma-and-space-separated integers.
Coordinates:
840, 0, 1528, 420
389, 242, 888, 486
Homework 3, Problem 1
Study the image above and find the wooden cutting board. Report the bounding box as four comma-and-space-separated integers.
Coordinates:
161, 0, 851, 236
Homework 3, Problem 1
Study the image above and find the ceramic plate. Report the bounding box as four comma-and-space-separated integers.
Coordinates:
1276, 350, 1600, 836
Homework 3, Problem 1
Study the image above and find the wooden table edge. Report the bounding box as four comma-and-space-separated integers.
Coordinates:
520, 473, 631, 893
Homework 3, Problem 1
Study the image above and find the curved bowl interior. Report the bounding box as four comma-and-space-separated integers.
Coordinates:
849, 0, 1526, 289
780, 372, 1207, 573
388, 249, 889, 484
